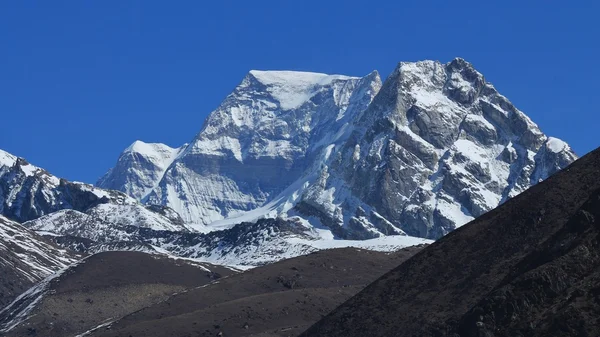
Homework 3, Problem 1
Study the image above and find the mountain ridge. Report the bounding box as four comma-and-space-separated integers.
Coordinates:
0, 146, 430, 268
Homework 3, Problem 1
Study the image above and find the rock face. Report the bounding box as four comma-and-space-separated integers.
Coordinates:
321, 59, 578, 238
0, 150, 125, 223
300, 146, 600, 337
0, 215, 79, 308
100, 59, 576, 239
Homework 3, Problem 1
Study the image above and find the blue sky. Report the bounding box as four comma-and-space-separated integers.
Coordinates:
0, 1, 598, 183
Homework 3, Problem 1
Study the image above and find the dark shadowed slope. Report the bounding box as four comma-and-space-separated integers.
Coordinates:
88, 246, 424, 337
301, 146, 600, 337
0, 251, 237, 337
0, 215, 79, 309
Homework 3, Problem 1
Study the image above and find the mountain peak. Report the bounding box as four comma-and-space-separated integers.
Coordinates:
247, 69, 356, 86
447, 56, 474, 69
245, 70, 360, 110
97, 141, 186, 200
394, 58, 483, 82
124, 140, 179, 157
546, 136, 570, 154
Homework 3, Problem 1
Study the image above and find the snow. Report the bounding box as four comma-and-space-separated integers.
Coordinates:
250, 139, 299, 159
74, 183, 135, 205
0, 149, 17, 167
125, 140, 173, 155
125, 140, 186, 170
172, 222, 432, 268
0, 216, 76, 282
434, 196, 474, 228
546, 137, 567, 153
287, 235, 431, 251
136, 69, 373, 226
97, 141, 187, 200
249, 70, 357, 110
204, 173, 316, 231
24, 209, 92, 233
449, 71, 472, 92
192, 136, 243, 161
74, 320, 115, 337
464, 114, 495, 131
18, 163, 38, 176
148, 246, 243, 272
90, 203, 188, 231
352, 144, 361, 162
25, 204, 189, 239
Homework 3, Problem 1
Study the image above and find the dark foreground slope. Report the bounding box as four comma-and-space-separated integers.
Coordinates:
0, 251, 237, 337
0, 215, 79, 309
87, 246, 423, 337
301, 147, 600, 337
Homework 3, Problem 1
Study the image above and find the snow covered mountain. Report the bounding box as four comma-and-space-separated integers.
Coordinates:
144, 70, 382, 228
0, 149, 189, 233
100, 58, 576, 239
97, 141, 186, 200
0, 147, 427, 267
0, 215, 79, 308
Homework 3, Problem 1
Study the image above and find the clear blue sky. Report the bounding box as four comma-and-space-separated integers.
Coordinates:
0, 1, 598, 183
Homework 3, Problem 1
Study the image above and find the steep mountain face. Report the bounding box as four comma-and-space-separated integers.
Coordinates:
316, 58, 577, 238
100, 58, 576, 239
0, 215, 79, 308
97, 141, 186, 200
300, 146, 600, 337
0, 149, 189, 233
145, 70, 382, 228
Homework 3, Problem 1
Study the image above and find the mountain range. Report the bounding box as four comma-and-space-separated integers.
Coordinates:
0, 57, 587, 336
0, 58, 577, 266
